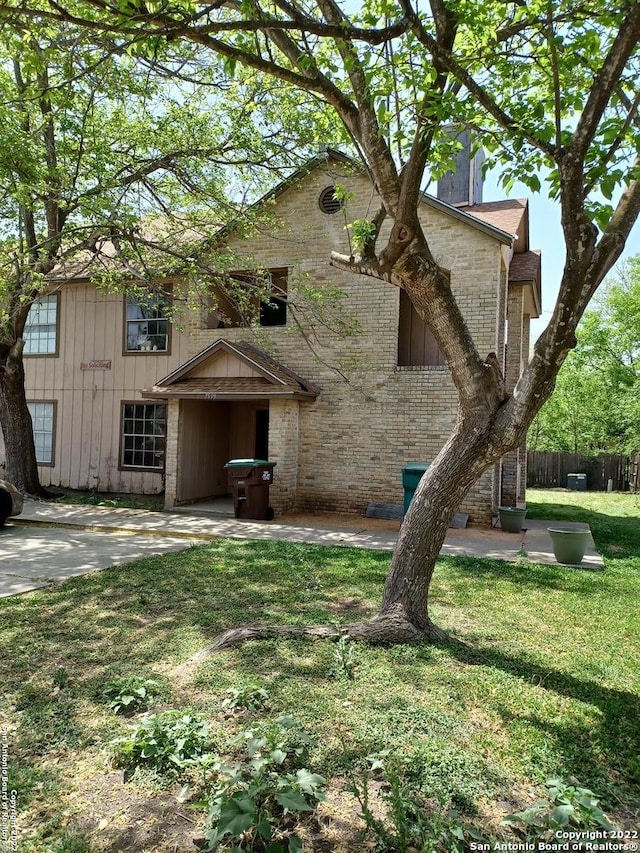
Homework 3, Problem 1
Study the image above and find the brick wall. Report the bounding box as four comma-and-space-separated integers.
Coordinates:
187, 164, 508, 525
501, 286, 525, 507
268, 399, 299, 512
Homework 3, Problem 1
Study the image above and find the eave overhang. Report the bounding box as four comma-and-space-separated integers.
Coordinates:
142, 338, 319, 402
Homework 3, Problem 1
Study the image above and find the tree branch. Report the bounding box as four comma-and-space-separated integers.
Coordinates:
398, 0, 558, 161
570, 0, 640, 168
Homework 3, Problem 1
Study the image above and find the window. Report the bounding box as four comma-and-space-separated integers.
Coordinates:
397, 290, 446, 367
121, 403, 167, 470
27, 401, 56, 465
125, 291, 170, 352
205, 269, 288, 329
24, 294, 58, 355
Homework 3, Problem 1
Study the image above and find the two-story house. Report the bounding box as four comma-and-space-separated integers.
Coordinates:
2, 148, 541, 524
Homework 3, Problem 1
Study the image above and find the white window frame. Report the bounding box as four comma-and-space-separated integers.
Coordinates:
24, 295, 59, 355
27, 401, 56, 465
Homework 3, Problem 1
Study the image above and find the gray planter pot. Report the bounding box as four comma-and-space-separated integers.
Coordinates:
499, 506, 527, 533
548, 527, 589, 565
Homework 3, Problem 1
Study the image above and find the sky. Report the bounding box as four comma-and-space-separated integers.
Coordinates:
482, 172, 640, 345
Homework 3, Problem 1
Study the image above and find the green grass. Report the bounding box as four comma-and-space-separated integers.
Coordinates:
1, 488, 639, 849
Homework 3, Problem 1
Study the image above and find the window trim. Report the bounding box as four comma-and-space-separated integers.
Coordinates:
119, 401, 167, 473
27, 400, 57, 467
23, 293, 60, 358
123, 288, 172, 356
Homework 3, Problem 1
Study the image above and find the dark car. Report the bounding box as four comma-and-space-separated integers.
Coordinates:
0, 479, 23, 527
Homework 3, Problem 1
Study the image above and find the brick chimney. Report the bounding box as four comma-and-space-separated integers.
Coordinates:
436, 129, 484, 207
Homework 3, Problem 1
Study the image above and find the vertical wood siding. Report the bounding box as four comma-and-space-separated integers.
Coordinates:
20, 282, 189, 493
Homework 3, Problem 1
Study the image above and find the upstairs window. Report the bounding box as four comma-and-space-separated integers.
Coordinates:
125, 291, 170, 353
397, 290, 446, 367
24, 294, 59, 355
205, 268, 288, 329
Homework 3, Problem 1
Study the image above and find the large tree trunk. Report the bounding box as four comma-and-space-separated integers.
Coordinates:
0, 340, 45, 495
183, 408, 511, 666
379, 417, 502, 636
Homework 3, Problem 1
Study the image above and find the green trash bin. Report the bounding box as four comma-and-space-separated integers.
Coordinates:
402, 462, 430, 516
225, 458, 276, 520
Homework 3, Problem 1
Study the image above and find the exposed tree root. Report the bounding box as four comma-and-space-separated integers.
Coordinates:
178, 607, 446, 673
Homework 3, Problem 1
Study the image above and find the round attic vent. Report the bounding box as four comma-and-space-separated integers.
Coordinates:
318, 185, 343, 214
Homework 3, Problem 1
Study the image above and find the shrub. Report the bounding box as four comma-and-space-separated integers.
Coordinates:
351, 751, 488, 853
111, 711, 211, 780
201, 717, 325, 852
503, 777, 617, 840
101, 675, 164, 715
221, 686, 270, 714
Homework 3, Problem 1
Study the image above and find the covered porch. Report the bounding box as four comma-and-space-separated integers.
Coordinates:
142, 338, 318, 514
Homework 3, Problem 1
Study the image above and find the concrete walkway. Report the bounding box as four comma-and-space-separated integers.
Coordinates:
0, 499, 603, 598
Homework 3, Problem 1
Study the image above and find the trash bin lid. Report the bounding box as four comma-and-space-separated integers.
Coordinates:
224, 458, 276, 468
402, 462, 430, 473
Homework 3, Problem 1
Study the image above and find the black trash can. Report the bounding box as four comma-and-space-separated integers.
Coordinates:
225, 458, 276, 520
402, 462, 430, 516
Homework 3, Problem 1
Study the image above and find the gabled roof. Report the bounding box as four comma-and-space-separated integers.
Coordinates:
142, 338, 318, 401
460, 199, 529, 251
509, 249, 541, 283
249, 146, 517, 247
508, 249, 542, 318
420, 193, 516, 246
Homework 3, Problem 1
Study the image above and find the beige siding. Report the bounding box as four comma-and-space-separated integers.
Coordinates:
18, 282, 189, 493
189, 350, 262, 379
174, 399, 265, 504
177, 401, 230, 502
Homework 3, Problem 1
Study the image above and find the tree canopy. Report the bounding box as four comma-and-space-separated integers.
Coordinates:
0, 19, 342, 492
531, 254, 640, 455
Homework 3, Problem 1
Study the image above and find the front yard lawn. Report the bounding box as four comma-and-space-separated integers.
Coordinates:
2, 489, 639, 851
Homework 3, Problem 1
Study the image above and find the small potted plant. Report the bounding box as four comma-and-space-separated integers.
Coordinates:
498, 505, 527, 533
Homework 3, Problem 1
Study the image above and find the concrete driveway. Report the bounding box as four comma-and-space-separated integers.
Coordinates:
0, 522, 203, 598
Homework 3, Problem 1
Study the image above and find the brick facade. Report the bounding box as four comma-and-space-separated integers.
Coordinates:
183, 162, 522, 525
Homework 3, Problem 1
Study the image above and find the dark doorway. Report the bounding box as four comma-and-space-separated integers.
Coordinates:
255, 408, 269, 459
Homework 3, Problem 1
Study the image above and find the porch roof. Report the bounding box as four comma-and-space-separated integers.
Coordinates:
142, 338, 319, 401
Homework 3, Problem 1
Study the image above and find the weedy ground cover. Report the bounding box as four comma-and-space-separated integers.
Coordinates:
1, 489, 638, 850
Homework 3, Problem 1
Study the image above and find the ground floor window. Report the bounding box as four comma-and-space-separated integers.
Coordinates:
27, 401, 56, 465
121, 403, 167, 470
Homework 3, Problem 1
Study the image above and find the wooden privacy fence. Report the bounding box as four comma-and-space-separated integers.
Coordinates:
527, 451, 640, 491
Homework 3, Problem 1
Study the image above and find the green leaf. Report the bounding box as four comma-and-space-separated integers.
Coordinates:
294, 769, 325, 795
217, 798, 257, 837
275, 789, 312, 813
550, 804, 574, 826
